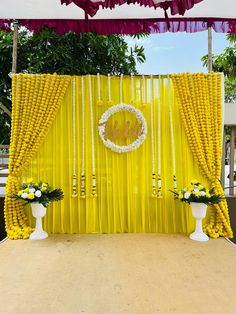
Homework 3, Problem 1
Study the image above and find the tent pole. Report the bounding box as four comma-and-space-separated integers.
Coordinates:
207, 26, 213, 72
12, 20, 18, 74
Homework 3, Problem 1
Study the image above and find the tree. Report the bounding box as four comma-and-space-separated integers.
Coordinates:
0, 28, 146, 144
201, 34, 236, 103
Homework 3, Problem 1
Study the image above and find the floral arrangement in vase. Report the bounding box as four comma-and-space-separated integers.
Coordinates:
13, 179, 64, 207
170, 179, 224, 205
170, 179, 225, 242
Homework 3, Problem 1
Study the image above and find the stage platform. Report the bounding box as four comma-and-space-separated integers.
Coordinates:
0, 234, 236, 314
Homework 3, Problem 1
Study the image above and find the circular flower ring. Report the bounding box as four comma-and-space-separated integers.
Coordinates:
98, 103, 147, 153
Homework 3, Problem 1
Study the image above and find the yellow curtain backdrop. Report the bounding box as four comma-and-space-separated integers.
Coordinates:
171, 73, 233, 238
5, 73, 71, 239
22, 74, 209, 235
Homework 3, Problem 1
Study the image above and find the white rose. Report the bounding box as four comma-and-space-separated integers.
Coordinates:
21, 192, 28, 199
29, 188, 35, 193
184, 192, 191, 199
35, 190, 42, 198
200, 191, 206, 196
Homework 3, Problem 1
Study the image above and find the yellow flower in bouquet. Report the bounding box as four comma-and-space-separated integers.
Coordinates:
27, 193, 35, 200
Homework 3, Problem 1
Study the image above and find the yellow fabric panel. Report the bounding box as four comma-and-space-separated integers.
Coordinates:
23, 75, 206, 234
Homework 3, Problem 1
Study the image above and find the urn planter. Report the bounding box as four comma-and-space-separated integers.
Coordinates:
190, 202, 209, 242
30, 203, 48, 240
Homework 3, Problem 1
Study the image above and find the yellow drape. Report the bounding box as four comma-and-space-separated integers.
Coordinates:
5, 74, 71, 239
23, 74, 207, 235
171, 73, 233, 238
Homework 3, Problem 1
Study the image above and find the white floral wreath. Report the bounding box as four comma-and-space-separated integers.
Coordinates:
98, 103, 147, 153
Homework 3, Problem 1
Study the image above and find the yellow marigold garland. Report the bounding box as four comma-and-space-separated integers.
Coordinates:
5, 73, 71, 239
171, 72, 233, 238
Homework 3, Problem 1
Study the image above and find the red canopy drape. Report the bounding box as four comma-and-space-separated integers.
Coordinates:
61, 0, 204, 17
1, 18, 236, 35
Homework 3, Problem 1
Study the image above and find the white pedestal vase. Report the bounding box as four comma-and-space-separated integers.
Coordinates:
30, 203, 48, 240
190, 202, 209, 242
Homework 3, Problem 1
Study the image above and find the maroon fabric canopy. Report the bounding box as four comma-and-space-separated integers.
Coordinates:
61, 0, 204, 17
1, 18, 236, 35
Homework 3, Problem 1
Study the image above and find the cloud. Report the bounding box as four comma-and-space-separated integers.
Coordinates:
125, 35, 174, 52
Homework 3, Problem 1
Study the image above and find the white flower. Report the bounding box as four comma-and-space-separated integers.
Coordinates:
184, 192, 191, 199
35, 190, 42, 198
21, 192, 28, 199
200, 191, 206, 196
194, 189, 199, 192
29, 188, 35, 193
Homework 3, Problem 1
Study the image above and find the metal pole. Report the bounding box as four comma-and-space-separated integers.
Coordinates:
207, 27, 213, 72
12, 20, 18, 74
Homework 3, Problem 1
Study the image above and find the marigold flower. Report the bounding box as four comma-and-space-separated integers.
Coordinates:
17, 190, 23, 197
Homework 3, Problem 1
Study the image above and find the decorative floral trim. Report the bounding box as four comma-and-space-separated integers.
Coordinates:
167, 76, 177, 190
98, 103, 147, 153
72, 78, 78, 197
80, 76, 86, 198
88, 75, 97, 197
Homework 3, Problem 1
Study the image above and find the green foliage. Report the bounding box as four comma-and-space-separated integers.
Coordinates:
224, 78, 236, 103
201, 35, 236, 103
0, 27, 146, 144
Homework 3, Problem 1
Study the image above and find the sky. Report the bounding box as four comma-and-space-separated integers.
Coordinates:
126, 31, 228, 74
